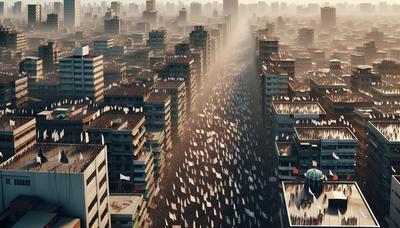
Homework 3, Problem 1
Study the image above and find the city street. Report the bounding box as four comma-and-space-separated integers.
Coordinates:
149, 28, 281, 227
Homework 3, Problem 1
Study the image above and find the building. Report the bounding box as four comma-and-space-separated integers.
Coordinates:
177, 8, 187, 25
321, 6, 336, 28
310, 76, 347, 99
104, 83, 150, 108
275, 142, 298, 180
145, 131, 165, 182
323, 92, 374, 117
87, 112, 155, 200
142, 0, 157, 27
19, 57, 43, 82
387, 175, 400, 228
257, 35, 279, 68
269, 53, 295, 77
148, 29, 167, 54
223, 0, 238, 20
46, 13, 59, 31
0, 26, 27, 51
154, 80, 186, 140
190, 26, 211, 77
0, 196, 81, 227
366, 121, 400, 222
350, 65, 381, 93
63, 0, 80, 29
0, 143, 111, 228
54, 2, 63, 15
94, 38, 114, 55
109, 193, 149, 228
27, 4, 42, 26
59, 46, 104, 103
0, 115, 36, 162
298, 27, 314, 47
272, 101, 326, 138
261, 64, 289, 104
156, 56, 197, 113
294, 126, 358, 179
36, 104, 98, 144
144, 93, 172, 151
110, 1, 121, 15
104, 16, 121, 35
288, 79, 310, 97
282, 178, 380, 228
38, 41, 59, 72
0, 75, 28, 108
190, 2, 202, 19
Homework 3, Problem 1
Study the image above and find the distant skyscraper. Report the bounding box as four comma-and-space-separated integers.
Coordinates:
54, 2, 63, 15
104, 16, 121, 35
110, 1, 121, 15
46, 13, 59, 31
13, 1, 22, 15
321, 6, 336, 28
27, 4, 42, 26
178, 7, 187, 25
223, 0, 238, 20
0, 1, 7, 17
190, 2, 202, 19
190, 25, 211, 77
64, 0, 80, 29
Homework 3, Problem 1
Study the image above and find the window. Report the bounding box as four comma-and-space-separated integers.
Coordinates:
6, 179, 10, 184
14, 179, 30, 186
101, 206, 108, 221
99, 175, 107, 189
100, 190, 107, 205
98, 160, 106, 173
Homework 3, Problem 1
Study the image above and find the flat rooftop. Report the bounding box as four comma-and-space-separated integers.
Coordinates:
289, 80, 310, 92
311, 77, 347, 87
109, 194, 143, 215
369, 121, 400, 142
105, 84, 150, 97
0, 143, 105, 173
374, 105, 400, 115
88, 111, 144, 130
146, 93, 170, 103
326, 93, 373, 104
38, 104, 97, 121
155, 80, 185, 90
295, 127, 357, 141
372, 86, 400, 96
273, 101, 326, 115
275, 142, 293, 157
282, 181, 380, 227
0, 115, 35, 131
270, 53, 295, 61
382, 75, 400, 85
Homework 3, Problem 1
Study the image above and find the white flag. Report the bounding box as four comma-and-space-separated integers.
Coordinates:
79, 152, 84, 160
120, 173, 130, 181
101, 134, 105, 145
85, 132, 89, 143
36, 156, 41, 164
332, 152, 340, 160
9, 119, 15, 126
0, 152, 3, 158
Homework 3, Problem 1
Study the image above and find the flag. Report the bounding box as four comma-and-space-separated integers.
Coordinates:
80, 132, 83, 142
120, 173, 130, 181
292, 168, 299, 175
60, 129, 64, 139
36, 156, 41, 164
43, 130, 48, 140
85, 132, 89, 143
312, 160, 317, 167
101, 134, 105, 145
329, 170, 334, 176
332, 152, 340, 160
0, 152, 3, 158
9, 119, 15, 126
333, 174, 339, 181
79, 152, 84, 160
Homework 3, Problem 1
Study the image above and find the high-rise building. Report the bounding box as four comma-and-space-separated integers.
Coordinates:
19, 57, 43, 81
178, 8, 187, 25
0, 115, 36, 161
0, 1, 7, 17
0, 26, 27, 51
148, 29, 167, 54
104, 16, 121, 35
189, 25, 211, 77
321, 6, 336, 28
190, 2, 202, 19
38, 41, 59, 72
46, 13, 59, 31
387, 175, 400, 228
59, 46, 104, 103
110, 1, 121, 15
0, 143, 111, 228
298, 27, 314, 47
13, 1, 22, 15
142, 0, 157, 27
223, 0, 238, 20
64, 0, 80, 29
0, 75, 28, 108
54, 2, 63, 15
27, 4, 41, 26
366, 121, 400, 222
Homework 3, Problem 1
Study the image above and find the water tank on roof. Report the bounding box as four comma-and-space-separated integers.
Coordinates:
304, 168, 325, 194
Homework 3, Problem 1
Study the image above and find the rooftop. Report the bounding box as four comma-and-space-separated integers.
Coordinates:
273, 101, 326, 115
105, 84, 150, 97
88, 111, 144, 130
295, 127, 357, 141
0, 115, 35, 131
369, 121, 400, 142
109, 194, 144, 215
38, 104, 97, 121
146, 93, 171, 104
270, 53, 295, 61
12, 211, 56, 228
0, 143, 105, 173
374, 105, 400, 115
326, 93, 373, 104
289, 80, 310, 92
311, 77, 347, 87
372, 86, 400, 96
155, 80, 185, 90
282, 181, 380, 227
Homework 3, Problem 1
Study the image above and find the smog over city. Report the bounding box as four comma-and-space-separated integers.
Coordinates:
0, 0, 399, 228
